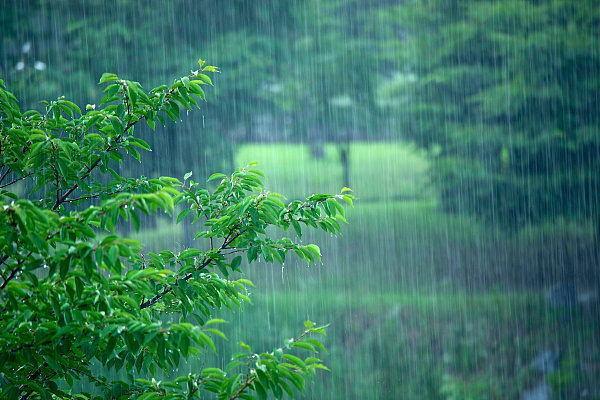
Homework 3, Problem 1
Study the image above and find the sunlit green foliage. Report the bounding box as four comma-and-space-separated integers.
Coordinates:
0, 63, 352, 399
236, 143, 431, 201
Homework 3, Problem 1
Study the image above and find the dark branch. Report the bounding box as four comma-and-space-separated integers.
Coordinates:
52, 157, 104, 210
61, 188, 122, 204
139, 229, 243, 309
0, 264, 21, 289
52, 82, 178, 210
0, 167, 10, 185
0, 172, 33, 189
229, 374, 256, 400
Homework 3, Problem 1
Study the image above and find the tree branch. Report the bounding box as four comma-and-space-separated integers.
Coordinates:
52, 157, 104, 210
0, 262, 22, 289
228, 329, 311, 400
0, 213, 84, 289
52, 82, 179, 210
60, 188, 123, 204
139, 229, 243, 309
0, 172, 33, 189
229, 373, 256, 400
0, 167, 10, 185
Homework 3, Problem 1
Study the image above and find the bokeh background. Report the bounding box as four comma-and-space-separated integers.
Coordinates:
2, 1, 599, 398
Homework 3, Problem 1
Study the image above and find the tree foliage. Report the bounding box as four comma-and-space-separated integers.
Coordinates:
0, 61, 353, 399
382, 0, 600, 228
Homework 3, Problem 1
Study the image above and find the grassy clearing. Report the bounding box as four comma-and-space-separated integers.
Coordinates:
236, 141, 432, 201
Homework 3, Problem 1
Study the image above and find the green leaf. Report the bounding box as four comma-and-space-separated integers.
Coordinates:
207, 172, 226, 182
231, 256, 242, 270
205, 318, 227, 326
99, 72, 119, 84
176, 208, 191, 224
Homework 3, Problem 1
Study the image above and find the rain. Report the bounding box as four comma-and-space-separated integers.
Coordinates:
1, 0, 599, 399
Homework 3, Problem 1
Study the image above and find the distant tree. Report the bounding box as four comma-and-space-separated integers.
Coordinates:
275, 0, 385, 188
0, 62, 353, 398
382, 0, 600, 231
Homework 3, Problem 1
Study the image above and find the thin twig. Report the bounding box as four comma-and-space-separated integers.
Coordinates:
52, 82, 179, 209
229, 373, 256, 400
61, 189, 122, 204
140, 230, 243, 309
52, 157, 104, 210
0, 263, 22, 289
0, 172, 32, 189
228, 329, 311, 399
0, 167, 10, 185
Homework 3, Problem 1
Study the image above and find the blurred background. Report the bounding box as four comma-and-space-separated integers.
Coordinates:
2, 0, 599, 398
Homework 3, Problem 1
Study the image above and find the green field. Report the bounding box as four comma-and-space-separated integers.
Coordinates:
236, 142, 432, 201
